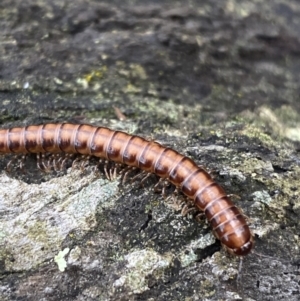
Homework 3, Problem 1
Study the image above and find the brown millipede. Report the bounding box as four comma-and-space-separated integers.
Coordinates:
0, 123, 253, 256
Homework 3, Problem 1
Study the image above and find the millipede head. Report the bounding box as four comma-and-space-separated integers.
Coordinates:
224, 237, 254, 256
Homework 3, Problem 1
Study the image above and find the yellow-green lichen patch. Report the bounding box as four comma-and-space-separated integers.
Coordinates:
113, 249, 173, 294
239, 124, 276, 149
54, 247, 70, 272
199, 279, 216, 298
259, 106, 300, 140
237, 156, 274, 177
242, 106, 300, 142
235, 156, 299, 205
76, 66, 108, 90
238, 161, 300, 244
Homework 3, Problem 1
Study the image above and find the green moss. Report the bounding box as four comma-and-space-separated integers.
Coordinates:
27, 220, 53, 245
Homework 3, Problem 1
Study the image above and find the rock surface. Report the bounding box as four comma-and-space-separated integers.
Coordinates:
0, 1, 300, 300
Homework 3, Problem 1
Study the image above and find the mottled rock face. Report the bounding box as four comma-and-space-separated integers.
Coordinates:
1, 0, 300, 300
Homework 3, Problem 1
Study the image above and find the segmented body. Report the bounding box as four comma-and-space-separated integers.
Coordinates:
0, 123, 253, 255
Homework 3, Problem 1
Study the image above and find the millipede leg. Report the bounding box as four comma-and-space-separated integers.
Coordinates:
237, 257, 244, 284
109, 165, 118, 180
36, 153, 42, 170
140, 172, 153, 186
165, 194, 183, 212
19, 154, 27, 170
67, 154, 75, 167
194, 211, 206, 222
36, 153, 50, 172
57, 153, 69, 171
227, 193, 241, 200
45, 154, 53, 171
130, 170, 146, 183
153, 177, 172, 198
53, 154, 62, 171
104, 160, 110, 179
42, 154, 51, 172
93, 158, 104, 174
121, 166, 137, 184
78, 155, 90, 171
72, 156, 81, 170
181, 204, 197, 216
6, 155, 18, 172
92, 160, 101, 174
153, 177, 165, 193
106, 162, 115, 180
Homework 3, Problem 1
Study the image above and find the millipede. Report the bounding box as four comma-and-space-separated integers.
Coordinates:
0, 123, 253, 256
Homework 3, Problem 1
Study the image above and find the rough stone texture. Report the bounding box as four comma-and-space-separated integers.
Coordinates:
0, 0, 300, 300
